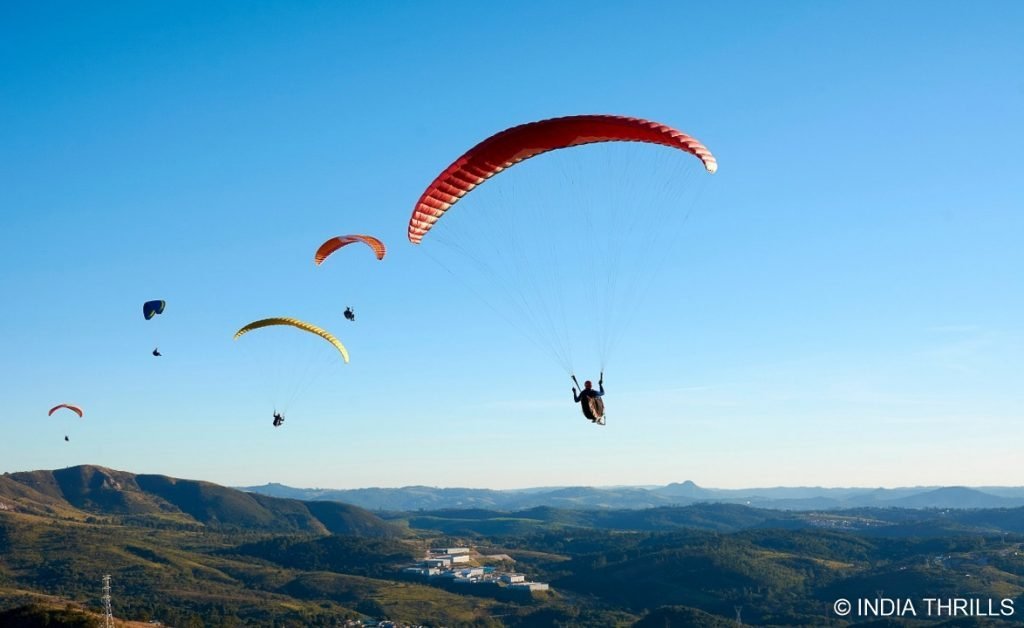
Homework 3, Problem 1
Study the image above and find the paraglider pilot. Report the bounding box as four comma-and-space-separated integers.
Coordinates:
573, 372, 605, 424
344, 307, 355, 322
272, 412, 284, 427
152, 347, 161, 357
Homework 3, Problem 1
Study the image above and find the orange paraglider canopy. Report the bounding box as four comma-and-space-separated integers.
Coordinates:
314, 235, 386, 265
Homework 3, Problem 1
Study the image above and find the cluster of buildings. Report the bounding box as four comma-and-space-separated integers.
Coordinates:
402, 546, 550, 592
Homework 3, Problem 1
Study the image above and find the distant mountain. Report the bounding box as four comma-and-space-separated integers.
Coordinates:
653, 480, 706, 499
277, 485, 514, 510
238, 480, 1024, 512
1, 465, 401, 537
390, 502, 1024, 538
515, 486, 671, 510
880, 486, 1020, 509
402, 503, 795, 537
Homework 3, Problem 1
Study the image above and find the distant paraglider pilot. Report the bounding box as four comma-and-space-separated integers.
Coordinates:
64, 435, 69, 442
343, 307, 355, 322
573, 373, 605, 425
152, 347, 162, 357
272, 412, 284, 427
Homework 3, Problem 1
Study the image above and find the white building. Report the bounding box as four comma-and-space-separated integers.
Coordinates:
430, 547, 470, 555
511, 582, 550, 591
500, 573, 526, 584
425, 557, 452, 568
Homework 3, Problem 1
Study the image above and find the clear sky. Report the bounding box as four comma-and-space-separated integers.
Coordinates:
2, 1, 1021, 490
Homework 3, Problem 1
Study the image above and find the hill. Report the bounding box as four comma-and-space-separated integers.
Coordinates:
2, 465, 400, 537
384, 502, 1024, 540
883, 486, 1021, 509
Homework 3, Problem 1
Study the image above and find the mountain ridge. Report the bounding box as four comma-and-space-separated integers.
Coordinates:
1, 465, 401, 537
237, 480, 1024, 511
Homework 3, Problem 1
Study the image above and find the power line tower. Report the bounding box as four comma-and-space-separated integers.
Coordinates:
734, 605, 743, 626
101, 574, 114, 628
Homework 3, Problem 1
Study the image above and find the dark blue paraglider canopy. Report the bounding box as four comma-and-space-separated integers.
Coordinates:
143, 300, 166, 320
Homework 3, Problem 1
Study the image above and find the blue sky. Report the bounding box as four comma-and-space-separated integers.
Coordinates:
2, 1, 1021, 489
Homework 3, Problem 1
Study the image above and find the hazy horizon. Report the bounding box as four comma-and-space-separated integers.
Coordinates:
9, 463, 1024, 493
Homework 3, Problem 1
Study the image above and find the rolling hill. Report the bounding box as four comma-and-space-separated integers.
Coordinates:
2, 465, 400, 537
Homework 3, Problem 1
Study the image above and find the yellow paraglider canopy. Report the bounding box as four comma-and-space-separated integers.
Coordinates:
234, 317, 349, 363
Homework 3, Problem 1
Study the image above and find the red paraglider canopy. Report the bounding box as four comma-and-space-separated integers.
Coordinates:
48, 404, 83, 418
407, 114, 717, 244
